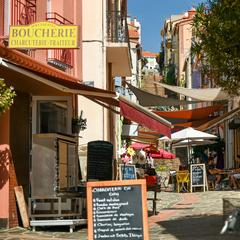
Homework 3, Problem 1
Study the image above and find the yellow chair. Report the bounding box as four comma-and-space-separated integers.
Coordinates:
176, 170, 190, 193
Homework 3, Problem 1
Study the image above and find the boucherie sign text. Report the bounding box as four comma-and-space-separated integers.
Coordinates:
9, 22, 78, 49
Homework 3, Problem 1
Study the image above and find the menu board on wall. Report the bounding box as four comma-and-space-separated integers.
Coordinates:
87, 179, 149, 240
190, 164, 207, 192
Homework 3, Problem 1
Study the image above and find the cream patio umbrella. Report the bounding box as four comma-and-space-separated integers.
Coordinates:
160, 127, 218, 164
172, 139, 217, 148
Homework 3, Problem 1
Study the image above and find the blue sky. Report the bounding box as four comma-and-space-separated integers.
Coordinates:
128, 0, 205, 53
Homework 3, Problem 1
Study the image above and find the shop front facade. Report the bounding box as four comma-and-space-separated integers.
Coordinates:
0, 0, 120, 228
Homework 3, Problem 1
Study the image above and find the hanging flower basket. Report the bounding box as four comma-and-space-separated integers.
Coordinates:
71, 114, 87, 134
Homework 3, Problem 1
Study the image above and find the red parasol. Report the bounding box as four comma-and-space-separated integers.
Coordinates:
129, 142, 150, 150
144, 145, 176, 159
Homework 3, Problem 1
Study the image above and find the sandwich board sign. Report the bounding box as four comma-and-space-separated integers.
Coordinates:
190, 164, 207, 192
87, 179, 149, 239
119, 164, 137, 180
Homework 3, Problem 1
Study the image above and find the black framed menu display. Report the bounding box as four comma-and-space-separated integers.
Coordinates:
119, 164, 137, 180
87, 179, 149, 240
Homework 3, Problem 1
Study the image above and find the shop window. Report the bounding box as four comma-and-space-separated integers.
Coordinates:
37, 101, 68, 134
32, 96, 72, 135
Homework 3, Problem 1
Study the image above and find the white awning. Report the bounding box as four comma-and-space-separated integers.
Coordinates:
156, 82, 229, 101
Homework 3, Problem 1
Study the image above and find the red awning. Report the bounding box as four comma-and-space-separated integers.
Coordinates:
153, 104, 224, 120
119, 96, 171, 138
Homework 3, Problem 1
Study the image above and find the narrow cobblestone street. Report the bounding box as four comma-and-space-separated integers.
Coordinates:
1, 190, 240, 239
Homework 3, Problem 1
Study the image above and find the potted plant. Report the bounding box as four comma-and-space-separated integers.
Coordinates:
72, 110, 87, 134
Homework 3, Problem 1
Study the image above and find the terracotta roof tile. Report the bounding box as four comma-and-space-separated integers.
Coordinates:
142, 51, 158, 58
0, 43, 79, 83
129, 29, 139, 39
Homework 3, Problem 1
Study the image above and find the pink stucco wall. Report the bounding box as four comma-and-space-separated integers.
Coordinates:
33, 0, 82, 80
178, 20, 193, 82
0, 144, 10, 219
0, 112, 10, 219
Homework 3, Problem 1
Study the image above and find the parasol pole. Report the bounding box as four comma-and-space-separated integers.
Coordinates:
187, 138, 190, 166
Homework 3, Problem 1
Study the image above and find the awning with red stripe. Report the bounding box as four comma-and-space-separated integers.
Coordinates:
119, 96, 171, 138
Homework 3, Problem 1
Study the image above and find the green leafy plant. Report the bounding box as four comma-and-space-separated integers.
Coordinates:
156, 51, 165, 74
191, 0, 240, 95
0, 79, 16, 114
72, 110, 87, 134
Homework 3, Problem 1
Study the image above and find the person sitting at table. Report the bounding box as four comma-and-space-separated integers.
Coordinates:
206, 154, 222, 190
229, 168, 240, 190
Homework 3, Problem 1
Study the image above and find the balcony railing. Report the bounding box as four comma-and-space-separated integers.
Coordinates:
10, 0, 36, 57
46, 12, 73, 25
11, 0, 36, 25
107, 11, 129, 43
46, 12, 74, 72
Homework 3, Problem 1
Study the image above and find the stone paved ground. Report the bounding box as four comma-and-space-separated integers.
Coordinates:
1, 190, 240, 239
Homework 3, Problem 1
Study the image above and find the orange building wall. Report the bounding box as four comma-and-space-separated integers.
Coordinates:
0, 145, 10, 225
0, 114, 19, 228
0, 144, 18, 228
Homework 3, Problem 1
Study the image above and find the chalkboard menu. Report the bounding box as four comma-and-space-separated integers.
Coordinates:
190, 164, 207, 192
119, 164, 136, 180
87, 180, 149, 240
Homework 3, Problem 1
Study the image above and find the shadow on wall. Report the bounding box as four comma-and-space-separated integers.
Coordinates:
0, 145, 10, 189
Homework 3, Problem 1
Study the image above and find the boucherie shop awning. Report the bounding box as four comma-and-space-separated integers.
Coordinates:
0, 44, 172, 138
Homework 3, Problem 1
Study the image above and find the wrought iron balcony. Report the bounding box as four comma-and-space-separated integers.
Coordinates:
9, 0, 36, 56
46, 12, 73, 25
12, 0, 36, 25
46, 12, 74, 72
107, 11, 129, 43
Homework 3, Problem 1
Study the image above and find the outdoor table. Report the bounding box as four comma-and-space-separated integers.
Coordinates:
147, 184, 161, 215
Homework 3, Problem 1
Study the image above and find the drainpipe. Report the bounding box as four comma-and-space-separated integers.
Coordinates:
102, 0, 106, 140
186, 55, 192, 110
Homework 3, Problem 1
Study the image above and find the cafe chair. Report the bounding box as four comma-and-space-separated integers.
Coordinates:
176, 170, 190, 193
